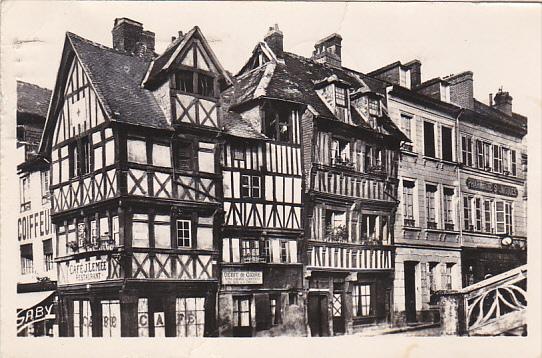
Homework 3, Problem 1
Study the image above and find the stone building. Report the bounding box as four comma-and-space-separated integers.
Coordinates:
16, 81, 56, 336
368, 62, 463, 324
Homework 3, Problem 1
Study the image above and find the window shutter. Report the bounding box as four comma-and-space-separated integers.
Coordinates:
231, 238, 240, 262
271, 240, 281, 263
222, 238, 231, 263
288, 241, 297, 263
254, 293, 271, 331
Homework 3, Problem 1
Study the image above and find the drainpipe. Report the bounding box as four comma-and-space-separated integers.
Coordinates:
455, 108, 465, 286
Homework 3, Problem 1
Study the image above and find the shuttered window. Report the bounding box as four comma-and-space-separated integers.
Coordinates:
441, 126, 453, 161
425, 184, 437, 227
423, 121, 435, 158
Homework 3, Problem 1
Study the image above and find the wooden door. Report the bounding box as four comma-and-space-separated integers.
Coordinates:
404, 262, 417, 323
308, 293, 329, 337
331, 292, 345, 335
232, 296, 252, 337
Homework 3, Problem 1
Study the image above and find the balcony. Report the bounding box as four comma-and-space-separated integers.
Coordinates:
367, 165, 387, 177
444, 223, 455, 231
427, 221, 438, 230
332, 157, 355, 170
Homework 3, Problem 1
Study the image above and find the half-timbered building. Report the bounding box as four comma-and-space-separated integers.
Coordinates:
38, 18, 232, 337
225, 26, 407, 336
216, 26, 305, 337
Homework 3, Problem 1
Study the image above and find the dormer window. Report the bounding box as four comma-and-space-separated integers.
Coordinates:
335, 87, 347, 107
264, 103, 291, 142
400, 68, 411, 89
368, 98, 380, 116
174, 70, 215, 98
440, 83, 450, 103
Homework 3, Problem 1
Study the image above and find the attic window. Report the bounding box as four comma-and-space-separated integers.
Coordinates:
368, 98, 380, 116
264, 104, 291, 142
175, 70, 193, 93
174, 70, 215, 98
335, 86, 347, 107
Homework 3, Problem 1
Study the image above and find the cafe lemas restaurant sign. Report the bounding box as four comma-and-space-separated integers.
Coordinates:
66, 258, 109, 284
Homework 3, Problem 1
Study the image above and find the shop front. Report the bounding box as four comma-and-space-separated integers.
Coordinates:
461, 245, 526, 286
17, 289, 57, 337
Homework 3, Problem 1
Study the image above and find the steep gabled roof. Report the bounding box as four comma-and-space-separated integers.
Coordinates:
17, 81, 52, 119
143, 26, 233, 87
40, 32, 171, 154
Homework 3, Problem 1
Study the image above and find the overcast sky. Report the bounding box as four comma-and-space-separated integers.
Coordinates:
2, 1, 541, 125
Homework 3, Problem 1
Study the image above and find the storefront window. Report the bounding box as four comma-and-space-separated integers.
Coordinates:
101, 300, 121, 337
138, 298, 149, 337
352, 284, 372, 317
176, 297, 205, 337
73, 300, 92, 337
233, 297, 251, 327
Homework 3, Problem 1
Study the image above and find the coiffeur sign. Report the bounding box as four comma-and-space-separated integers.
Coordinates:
17, 292, 55, 333
66, 258, 109, 284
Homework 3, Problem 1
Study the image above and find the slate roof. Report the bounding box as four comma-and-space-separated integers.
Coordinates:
463, 99, 527, 137
67, 32, 170, 130
17, 81, 52, 119
221, 110, 268, 140
222, 50, 406, 141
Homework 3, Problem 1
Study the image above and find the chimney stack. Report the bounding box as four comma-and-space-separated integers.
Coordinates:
112, 18, 155, 59
312, 33, 342, 68
444, 71, 474, 109
489, 93, 493, 106
493, 89, 513, 116
264, 24, 284, 58
405, 60, 422, 88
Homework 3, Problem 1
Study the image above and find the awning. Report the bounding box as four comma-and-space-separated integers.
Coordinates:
16, 290, 55, 310
17, 291, 56, 332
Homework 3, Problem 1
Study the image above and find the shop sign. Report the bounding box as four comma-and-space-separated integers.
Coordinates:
222, 269, 263, 285
18, 208, 52, 241
66, 258, 109, 284
466, 178, 518, 198
17, 292, 55, 333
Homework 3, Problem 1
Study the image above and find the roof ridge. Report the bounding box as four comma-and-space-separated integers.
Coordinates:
66, 31, 143, 60
17, 80, 52, 93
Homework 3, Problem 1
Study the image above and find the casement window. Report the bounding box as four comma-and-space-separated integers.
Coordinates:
331, 138, 350, 164
175, 141, 194, 171
493, 145, 502, 173
325, 210, 346, 230
495, 201, 505, 234
127, 139, 147, 165
361, 214, 382, 242
505, 202, 513, 234
264, 105, 291, 142
425, 184, 437, 229
502, 147, 510, 174
280, 240, 289, 263
335, 86, 347, 107
20, 175, 31, 212
474, 198, 482, 232
364, 146, 384, 172
101, 300, 121, 337
400, 68, 411, 88
476, 140, 484, 168
198, 74, 214, 97
41, 170, 50, 204
137, 298, 149, 337
368, 98, 380, 116
402, 180, 415, 227
241, 239, 260, 263
176, 219, 192, 247
90, 220, 98, 246
132, 214, 150, 248
233, 146, 246, 163
463, 196, 473, 231
352, 284, 373, 317
232, 297, 251, 328
261, 239, 271, 263
461, 136, 473, 167
154, 215, 171, 249
443, 187, 454, 230
175, 70, 194, 93
511, 150, 517, 176
73, 300, 92, 337
484, 199, 493, 233
483, 142, 491, 169
69, 137, 91, 178
20, 244, 33, 275
43, 239, 54, 271
152, 143, 171, 168
423, 121, 436, 158
400, 114, 413, 150
241, 175, 261, 198
441, 126, 453, 161
440, 84, 451, 102
112, 216, 119, 245
176, 297, 205, 337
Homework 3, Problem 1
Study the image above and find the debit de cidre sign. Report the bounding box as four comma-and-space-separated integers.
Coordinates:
222, 269, 263, 285
65, 258, 109, 284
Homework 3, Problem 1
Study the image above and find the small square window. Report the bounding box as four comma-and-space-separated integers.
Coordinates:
241, 175, 261, 198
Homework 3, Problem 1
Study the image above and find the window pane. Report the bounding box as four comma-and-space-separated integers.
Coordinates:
127, 139, 147, 164
176, 70, 194, 93
133, 222, 149, 247
152, 144, 171, 167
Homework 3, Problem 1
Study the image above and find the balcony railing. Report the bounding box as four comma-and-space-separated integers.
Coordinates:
445, 223, 455, 231
404, 218, 416, 227
427, 221, 438, 230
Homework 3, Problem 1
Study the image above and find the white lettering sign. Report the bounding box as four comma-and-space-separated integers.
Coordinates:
65, 258, 108, 284
221, 269, 263, 285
